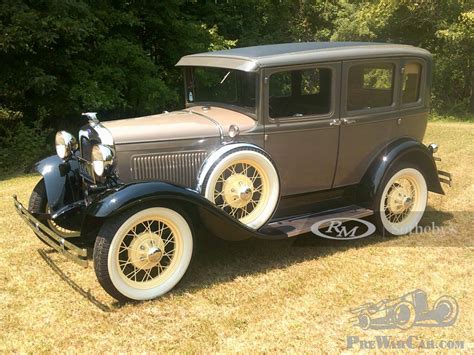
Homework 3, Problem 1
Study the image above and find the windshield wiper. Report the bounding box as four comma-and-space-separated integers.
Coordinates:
220, 71, 231, 84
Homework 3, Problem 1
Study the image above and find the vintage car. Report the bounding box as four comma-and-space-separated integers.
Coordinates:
13, 42, 452, 302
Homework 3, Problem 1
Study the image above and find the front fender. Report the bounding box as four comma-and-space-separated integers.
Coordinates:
82, 181, 286, 241
33, 155, 81, 212
358, 138, 444, 204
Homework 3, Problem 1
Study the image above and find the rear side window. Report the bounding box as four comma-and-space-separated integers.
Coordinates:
269, 68, 332, 118
402, 63, 422, 104
347, 63, 395, 111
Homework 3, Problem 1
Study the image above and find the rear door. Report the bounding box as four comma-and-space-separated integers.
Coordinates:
333, 59, 401, 188
263, 62, 341, 195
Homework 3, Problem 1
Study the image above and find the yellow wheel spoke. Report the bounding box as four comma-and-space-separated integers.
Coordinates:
117, 216, 179, 285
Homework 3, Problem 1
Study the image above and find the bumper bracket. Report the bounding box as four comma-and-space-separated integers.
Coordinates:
13, 195, 88, 267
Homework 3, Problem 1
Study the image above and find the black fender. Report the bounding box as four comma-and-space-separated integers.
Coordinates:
81, 181, 287, 241
32, 155, 82, 212
358, 138, 444, 205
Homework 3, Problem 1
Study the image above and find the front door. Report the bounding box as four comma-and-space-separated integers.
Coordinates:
263, 62, 341, 196
333, 59, 401, 188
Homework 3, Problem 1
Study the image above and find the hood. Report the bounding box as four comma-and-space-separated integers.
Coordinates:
102, 106, 256, 144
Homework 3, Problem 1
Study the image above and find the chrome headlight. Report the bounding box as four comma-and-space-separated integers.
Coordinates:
55, 131, 78, 159
92, 144, 114, 176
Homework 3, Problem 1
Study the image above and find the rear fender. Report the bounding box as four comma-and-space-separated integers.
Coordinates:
82, 181, 286, 241
358, 138, 444, 204
33, 155, 81, 212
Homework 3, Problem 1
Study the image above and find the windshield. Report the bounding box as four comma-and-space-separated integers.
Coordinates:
185, 67, 258, 116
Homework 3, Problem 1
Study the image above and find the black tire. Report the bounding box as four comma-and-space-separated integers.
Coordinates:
28, 179, 77, 241
372, 162, 428, 236
28, 179, 48, 216
28, 179, 50, 246
93, 205, 194, 302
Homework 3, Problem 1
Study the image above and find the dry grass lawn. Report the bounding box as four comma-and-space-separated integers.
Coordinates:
0, 121, 473, 352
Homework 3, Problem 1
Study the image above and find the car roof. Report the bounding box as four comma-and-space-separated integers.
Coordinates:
176, 42, 432, 72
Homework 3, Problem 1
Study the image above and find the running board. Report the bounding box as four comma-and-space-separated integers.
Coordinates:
263, 205, 373, 238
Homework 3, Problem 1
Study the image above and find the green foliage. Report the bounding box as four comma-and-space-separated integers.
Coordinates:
0, 109, 52, 174
0, 0, 472, 173
331, 0, 473, 113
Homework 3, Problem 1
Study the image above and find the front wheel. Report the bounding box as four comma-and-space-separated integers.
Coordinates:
373, 163, 428, 236
28, 178, 78, 241
93, 206, 193, 302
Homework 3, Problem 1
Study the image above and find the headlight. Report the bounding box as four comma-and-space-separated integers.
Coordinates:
55, 131, 78, 159
92, 144, 114, 176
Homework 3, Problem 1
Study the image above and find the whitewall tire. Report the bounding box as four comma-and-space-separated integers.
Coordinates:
201, 148, 279, 230
374, 164, 428, 236
93, 207, 193, 302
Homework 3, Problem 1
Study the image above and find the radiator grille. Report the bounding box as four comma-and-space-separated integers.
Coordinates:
81, 137, 93, 161
132, 151, 207, 188
79, 137, 95, 182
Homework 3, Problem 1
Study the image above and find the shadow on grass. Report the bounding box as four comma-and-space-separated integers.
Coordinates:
38, 249, 121, 312
0, 171, 33, 182
173, 209, 457, 297
36, 209, 456, 310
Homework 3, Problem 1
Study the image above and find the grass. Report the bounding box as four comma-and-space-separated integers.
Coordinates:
0, 121, 473, 352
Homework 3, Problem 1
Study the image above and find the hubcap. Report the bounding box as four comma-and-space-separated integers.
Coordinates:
117, 219, 177, 285
128, 232, 165, 270
213, 161, 267, 222
223, 174, 254, 208
384, 178, 417, 223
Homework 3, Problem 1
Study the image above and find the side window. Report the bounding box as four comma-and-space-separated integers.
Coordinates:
269, 68, 332, 119
347, 62, 395, 111
402, 63, 422, 104
269, 71, 292, 98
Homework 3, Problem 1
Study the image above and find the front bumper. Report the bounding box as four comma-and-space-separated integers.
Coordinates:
13, 195, 88, 267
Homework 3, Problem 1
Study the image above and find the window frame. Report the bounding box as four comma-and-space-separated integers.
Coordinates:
342, 59, 400, 117
264, 63, 337, 123
183, 66, 260, 119
400, 58, 426, 109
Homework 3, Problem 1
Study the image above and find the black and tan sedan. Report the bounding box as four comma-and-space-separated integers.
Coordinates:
14, 42, 451, 302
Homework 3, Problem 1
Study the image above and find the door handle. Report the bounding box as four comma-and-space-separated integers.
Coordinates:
329, 119, 341, 126
343, 118, 356, 125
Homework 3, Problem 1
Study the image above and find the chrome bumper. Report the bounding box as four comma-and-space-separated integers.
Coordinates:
13, 195, 88, 267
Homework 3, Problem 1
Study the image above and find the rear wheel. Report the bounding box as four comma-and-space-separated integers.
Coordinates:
93, 206, 194, 302
373, 163, 428, 236
28, 179, 77, 242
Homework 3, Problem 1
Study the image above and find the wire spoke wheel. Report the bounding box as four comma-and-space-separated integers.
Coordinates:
94, 207, 193, 301
203, 148, 279, 230
28, 179, 79, 245
46, 206, 77, 237
212, 160, 268, 224
383, 177, 417, 224
115, 216, 181, 289
377, 166, 427, 235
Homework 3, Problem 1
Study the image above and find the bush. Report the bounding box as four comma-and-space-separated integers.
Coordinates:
0, 109, 52, 176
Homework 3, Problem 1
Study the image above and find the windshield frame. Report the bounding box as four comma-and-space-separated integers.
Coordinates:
183, 66, 259, 119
